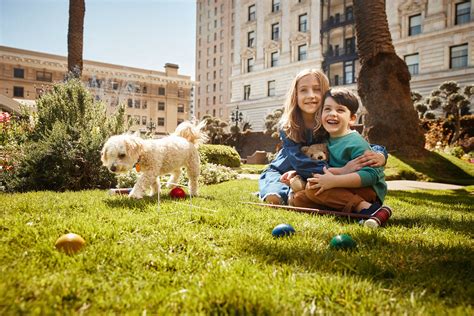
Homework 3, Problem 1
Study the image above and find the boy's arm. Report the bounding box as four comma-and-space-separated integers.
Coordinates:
307, 168, 362, 194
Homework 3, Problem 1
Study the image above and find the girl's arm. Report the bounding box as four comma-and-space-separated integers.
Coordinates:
328, 146, 387, 175
275, 130, 328, 179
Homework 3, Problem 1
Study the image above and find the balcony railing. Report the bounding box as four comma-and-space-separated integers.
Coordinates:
321, 14, 354, 32
322, 47, 358, 66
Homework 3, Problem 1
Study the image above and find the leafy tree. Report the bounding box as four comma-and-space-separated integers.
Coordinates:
426, 81, 473, 144
202, 115, 229, 144
354, 0, 425, 157
412, 91, 428, 119
68, 0, 85, 77
264, 108, 283, 139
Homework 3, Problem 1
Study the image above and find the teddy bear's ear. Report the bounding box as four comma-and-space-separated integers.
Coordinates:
301, 146, 309, 154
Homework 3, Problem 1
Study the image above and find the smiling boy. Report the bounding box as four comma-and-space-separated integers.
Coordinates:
291, 88, 391, 227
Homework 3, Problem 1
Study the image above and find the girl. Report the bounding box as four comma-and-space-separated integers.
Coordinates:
259, 69, 386, 205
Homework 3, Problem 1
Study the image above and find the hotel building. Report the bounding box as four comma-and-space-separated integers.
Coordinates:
0, 46, 194, 135
196, 0, 473, 131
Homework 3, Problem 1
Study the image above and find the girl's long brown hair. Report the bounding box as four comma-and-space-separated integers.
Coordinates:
280, 69, 330, 143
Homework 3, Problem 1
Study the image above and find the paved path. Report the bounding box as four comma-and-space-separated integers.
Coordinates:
237, 174, 466, 191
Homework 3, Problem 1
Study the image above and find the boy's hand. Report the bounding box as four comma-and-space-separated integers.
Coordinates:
306, 167, 336, 195
280, 170, 297, 185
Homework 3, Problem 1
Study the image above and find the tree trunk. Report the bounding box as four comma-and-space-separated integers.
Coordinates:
354, 0, 425, 157
68, 0, 85, 78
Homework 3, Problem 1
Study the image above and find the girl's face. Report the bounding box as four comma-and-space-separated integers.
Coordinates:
296, 74, 322, 118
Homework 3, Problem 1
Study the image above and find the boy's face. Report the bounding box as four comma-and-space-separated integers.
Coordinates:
321, 96, 357, 138
296, 74, 322, 118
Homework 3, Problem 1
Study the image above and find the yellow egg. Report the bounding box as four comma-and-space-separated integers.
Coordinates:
55, 233, 86, 254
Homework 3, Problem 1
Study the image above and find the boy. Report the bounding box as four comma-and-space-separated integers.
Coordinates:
291, 88, 391, 227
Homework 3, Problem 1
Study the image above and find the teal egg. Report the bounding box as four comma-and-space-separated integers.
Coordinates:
272, 223, 295, 237
329, 234, 356, 250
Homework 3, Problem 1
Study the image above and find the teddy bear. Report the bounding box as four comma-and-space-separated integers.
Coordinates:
289, 143, 329, 192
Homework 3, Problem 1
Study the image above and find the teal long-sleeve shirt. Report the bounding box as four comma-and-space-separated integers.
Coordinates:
327, 131, 387, 202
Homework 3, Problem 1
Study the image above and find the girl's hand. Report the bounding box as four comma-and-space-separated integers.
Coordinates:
280, 170, 298, 185
343, 150, 386, 173
306, 167, 336, 195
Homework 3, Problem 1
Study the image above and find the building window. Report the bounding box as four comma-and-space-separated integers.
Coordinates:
134, 115, 140, 125
271, 52, 279, 67
36, 71, 52, 82
298, 14, 307, 32
158, 87, 166, 95
346, 6, 354, 21
268, 80, 275, 97
13, 68, 24, 78
134, 100, 141, 109
248, 31, 255, 47
344, 60, 355, 84
142, 116, 147, 125
248, 4, 256, 21
456, 1, 471, 25
244, 85, 251, 100
112, 82, 119, 90
177, 104, 185, 113
157, 117, 165, 126
247, 58, 254, 72
298, 44, 307, 61
271, 23, 280, 41
142, 101, 147, 109
142, 86, 147, 94
158, 102, 165, 111
272, 0, 280, 13
178, 89, 184, 98
345, 37, 356, 54
13, 86, 24, 97
450, 44, 468, 69
128, 99, 133, 108
404, 53, 419, 75
409, 14, 421, 36
177, 119, 184, 126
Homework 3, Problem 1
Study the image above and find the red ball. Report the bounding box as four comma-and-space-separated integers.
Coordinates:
170, 187, 186, 199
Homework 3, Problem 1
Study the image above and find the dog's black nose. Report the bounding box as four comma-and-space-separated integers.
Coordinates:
110, 165, 117, 172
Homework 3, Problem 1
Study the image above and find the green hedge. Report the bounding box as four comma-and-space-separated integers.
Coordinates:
199, 144, 241, 168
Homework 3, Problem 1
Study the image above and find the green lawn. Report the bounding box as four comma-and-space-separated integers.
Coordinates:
1, 180, 473, 314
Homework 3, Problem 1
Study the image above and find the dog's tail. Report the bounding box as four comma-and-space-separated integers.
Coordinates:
173, 120, 209, 146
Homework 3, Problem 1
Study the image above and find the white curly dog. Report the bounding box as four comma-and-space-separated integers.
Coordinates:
101, 121, 208, 199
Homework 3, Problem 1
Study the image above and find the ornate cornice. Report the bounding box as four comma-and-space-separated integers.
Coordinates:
398, 0, 427, 14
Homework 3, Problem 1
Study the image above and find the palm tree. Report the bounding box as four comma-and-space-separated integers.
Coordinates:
353, 0, 425, 157
67, 0, 85, 78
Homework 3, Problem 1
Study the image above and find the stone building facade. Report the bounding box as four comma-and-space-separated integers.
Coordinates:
195, 0, 235, 121
196, 0, 473, 131
0, 46, 194, 136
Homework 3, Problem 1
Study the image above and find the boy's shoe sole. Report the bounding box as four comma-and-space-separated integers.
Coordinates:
265, 194, 283, 205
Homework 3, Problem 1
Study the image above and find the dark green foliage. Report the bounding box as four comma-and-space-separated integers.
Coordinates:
2, 79, 126, 192
264, 108, 283, 139
202, 115, 229, 144
199, 144, 241, 168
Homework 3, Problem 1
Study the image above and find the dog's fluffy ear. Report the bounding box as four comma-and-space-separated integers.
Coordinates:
124, 137, 142, 154
100, 148, 107, 163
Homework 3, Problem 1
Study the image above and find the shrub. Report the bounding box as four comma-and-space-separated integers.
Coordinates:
1, 78, 126, 192
449, 146, 465, 158
199, 144, 241, 168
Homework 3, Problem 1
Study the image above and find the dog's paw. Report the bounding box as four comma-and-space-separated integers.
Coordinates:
128, 192, 143, 199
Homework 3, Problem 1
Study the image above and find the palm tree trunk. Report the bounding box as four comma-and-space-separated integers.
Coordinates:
354, 0, 425, 157
67, 0, 85, 78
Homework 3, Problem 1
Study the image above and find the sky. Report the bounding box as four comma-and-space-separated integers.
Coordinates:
0, 0, 197, 79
